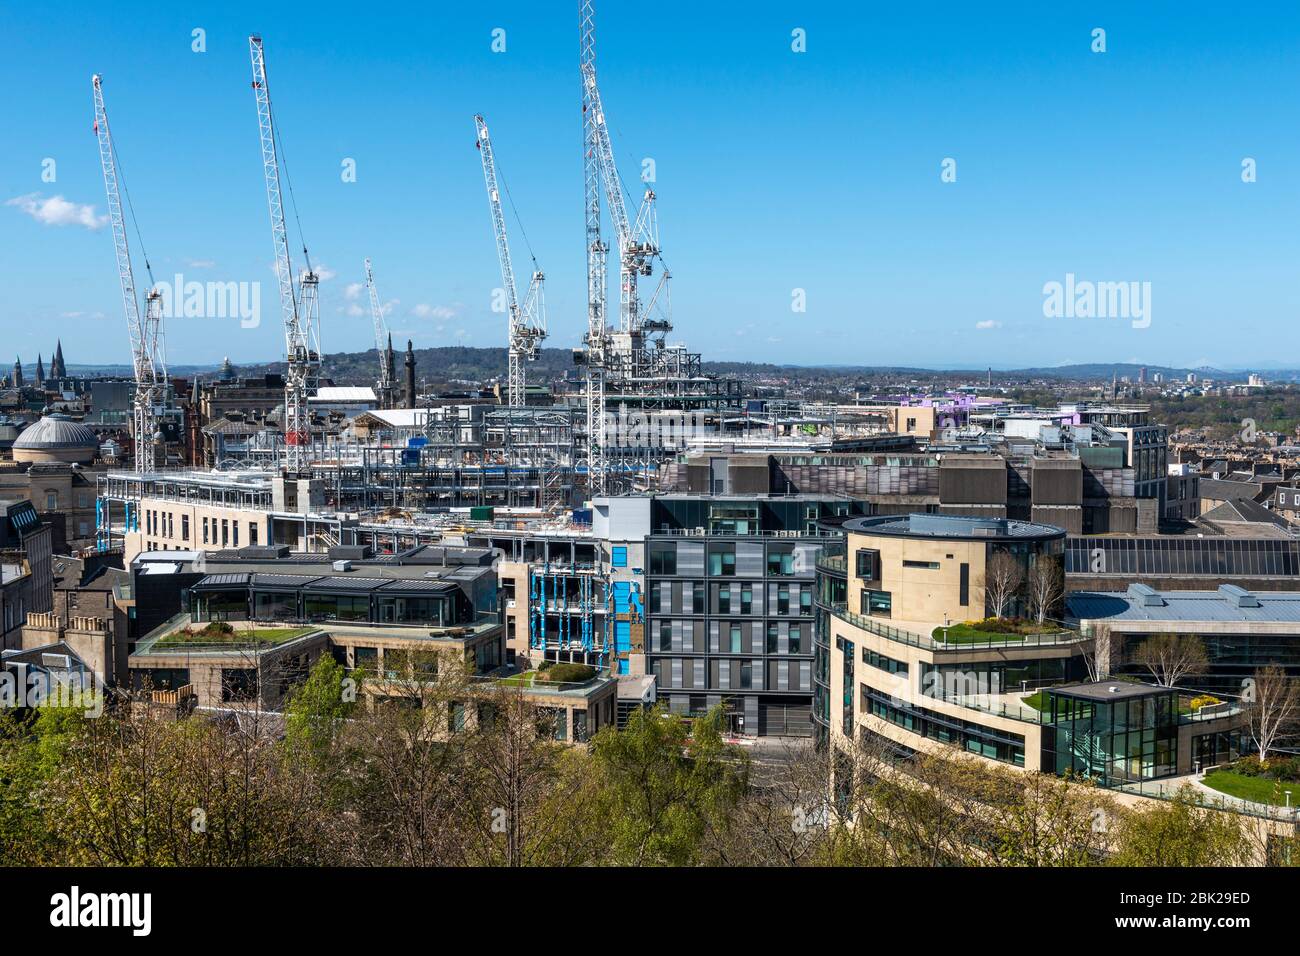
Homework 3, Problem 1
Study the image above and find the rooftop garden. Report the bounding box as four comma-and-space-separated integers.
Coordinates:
154, 621, 316, 647
1202, 757, 1300, 808
931, 617, 1065, 645
497, 662, 599, 688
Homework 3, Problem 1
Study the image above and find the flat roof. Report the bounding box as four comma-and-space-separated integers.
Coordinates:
1049, 680, 1171, 702
1068, 587, 1300, 624
842, 512, 1065, 542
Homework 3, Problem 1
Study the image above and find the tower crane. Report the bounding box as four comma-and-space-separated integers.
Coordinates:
580, 61, 670, 339
249, 35, 320, 472
92, 74, 167, 474
473, 115, 547, 408
364, 258, 396, 408
579, 0, 609, 495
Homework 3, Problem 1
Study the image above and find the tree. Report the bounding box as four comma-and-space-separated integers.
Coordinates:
701, 739, 835, 866
1130, 633, 1208, 687
588, 704, 746, 866
1079, 622, 1115, 682
1108, 786, 1254, 866
462, 687, 605, 867
1025, 555, 1064, 625
284, 653, 356, 768
984, 550, 1023, 619
1243, 665, 1300, 767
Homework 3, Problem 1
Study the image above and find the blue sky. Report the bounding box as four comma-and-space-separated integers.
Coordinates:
2, 1, 1299, 370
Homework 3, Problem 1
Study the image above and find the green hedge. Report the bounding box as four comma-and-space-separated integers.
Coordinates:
541, 662, 597, 684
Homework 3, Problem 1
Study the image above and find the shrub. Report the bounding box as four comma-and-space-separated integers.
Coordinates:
200, 621, 235, 637
1189, 694, 1221, 712
541, 662, 596, 684
1230, 755, 1300, 781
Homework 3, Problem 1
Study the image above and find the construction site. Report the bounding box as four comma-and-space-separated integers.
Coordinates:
91, 1, 850, 559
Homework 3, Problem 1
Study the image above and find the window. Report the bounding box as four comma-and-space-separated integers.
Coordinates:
250, 524, 259, 546
181, 515, 189, 542
729, 623, 742, 653
861, 589, 892, 619
708, 545, 736, 576
692, 582, 705, 614
855, 548, 878, 580
740, 584, 753, 615
790, 623, 803, 655
767, 548, 794, 576
221, 520, 229, 547
959, 562, 969, 606
766, 624, 779, 654
777, 584, 790, 615
232, 523, 240, 548
648, 543, 677, 575
659, 622, 672, 652
718, 585, 731, 614
202, 517, 209, 544
45, 492, 57, 510
903, 560, 940, 570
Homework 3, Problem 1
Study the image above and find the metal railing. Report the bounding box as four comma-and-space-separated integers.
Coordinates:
829, 602, 1087, 652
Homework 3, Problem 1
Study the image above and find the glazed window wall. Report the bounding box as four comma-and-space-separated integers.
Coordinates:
1042, 689, 1177, 786
861, 685, 1025, 767
920, 658, 1081, 702
1066, 537, 1300, 577
836, 635, 854, 736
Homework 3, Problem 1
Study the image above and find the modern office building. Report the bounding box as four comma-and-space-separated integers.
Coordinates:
817, 513, 1244, 784
1069, 583, 1300, 704
596, 492, 867, 736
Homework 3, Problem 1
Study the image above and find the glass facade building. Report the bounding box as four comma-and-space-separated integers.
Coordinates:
1041, 684, 1178, 786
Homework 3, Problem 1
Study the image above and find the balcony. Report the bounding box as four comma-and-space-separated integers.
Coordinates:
829, 602, 1087, 652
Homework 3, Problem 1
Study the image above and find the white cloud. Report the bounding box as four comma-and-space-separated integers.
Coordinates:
344, 282, 364, 301
6, 193, 108, 230
186, 258, 217, 269
975, 320, 1002, 330
411, 303, 457, 320
313, 264, 337, 281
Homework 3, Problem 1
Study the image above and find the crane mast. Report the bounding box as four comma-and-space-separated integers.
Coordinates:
579, 0, 608, 495
474, 114, 547, 409
249, 35, 318, 472
92, 74, 166, 474
364, 258, 395, 406
580, 58, 668, 339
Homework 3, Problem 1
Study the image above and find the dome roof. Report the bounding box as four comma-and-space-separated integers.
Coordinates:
12, 415, 98, 450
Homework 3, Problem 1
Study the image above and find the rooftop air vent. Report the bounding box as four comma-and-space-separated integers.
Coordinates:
1126, 583, 1166, 607
332, 560, 353, 573
1218, 584, 1260, 608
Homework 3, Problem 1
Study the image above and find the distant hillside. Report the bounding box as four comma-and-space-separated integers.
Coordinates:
65, 352, 1298, 386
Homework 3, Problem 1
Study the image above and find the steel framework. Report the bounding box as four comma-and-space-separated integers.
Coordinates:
92, 74, 167, 474
249, 35, 319, 472
474, 115, 547, 408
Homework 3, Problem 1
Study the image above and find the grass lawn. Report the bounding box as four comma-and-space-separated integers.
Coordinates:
1202, 770, 1300, 807
158, 626, 315, 645
931, 621, 1067, 645
1022, 691, 1048, 711
498, 670, 541, 687
932, 624, 1026, 644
